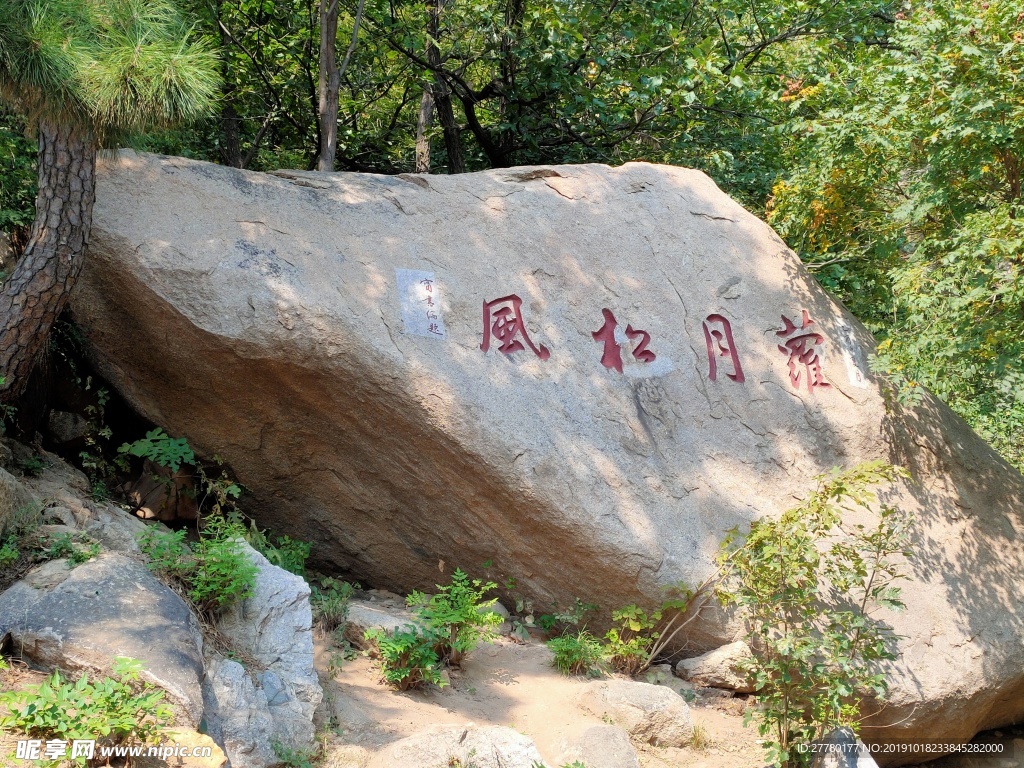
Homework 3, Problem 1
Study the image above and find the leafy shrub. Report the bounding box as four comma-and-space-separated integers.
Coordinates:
364, 625, 447, 690
244, 521, 310, 576
118, 428, 196, 472
536, 598, 598, 633
0, 537, 18, 566
603, 604, 660, 675
408, 568, 501, 667
0, 657, 172, 762
42, 532, 100, 566
547, 631, 605, 676
311, 577, 356, 634
716, 461, 913, 767
139, 518, 257, 616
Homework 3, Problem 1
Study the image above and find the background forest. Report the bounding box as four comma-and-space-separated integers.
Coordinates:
1, 0, 1021, 469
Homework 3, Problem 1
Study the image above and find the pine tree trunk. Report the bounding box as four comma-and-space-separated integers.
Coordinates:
317, 0, 341, 172
0, 119, 96, 402
426, 0, 465, 174
415, 85, 434, 173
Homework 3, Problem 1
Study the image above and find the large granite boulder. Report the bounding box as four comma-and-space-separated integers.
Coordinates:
213, 541, 322, 756
73, 152, 1024, 754
0, 552, 205, 724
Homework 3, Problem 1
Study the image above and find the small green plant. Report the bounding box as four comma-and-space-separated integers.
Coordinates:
364, 625, 447, 690
272, 739, 318, 768
245, 521, 310, 576
311, 577, 356, 634
547, 631, 605, 676
690, 720, 712, 752
536, 598, 598, 633
118, 428, 196, 472
0, 657, 172, 764
139, 518, 257, 616
0, 536, 19, 566
408, 568, 501, 667
716, 461, 913, 768
603, 604, 659, 675
41, 532, 100, 566
18, 454, 46, 476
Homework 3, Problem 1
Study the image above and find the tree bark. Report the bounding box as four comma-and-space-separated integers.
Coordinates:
415, 85, 435, 172
426, 0, 465, 174
317, 0, 341, 172
0, 119, 96, 402
216, 1, 243, 168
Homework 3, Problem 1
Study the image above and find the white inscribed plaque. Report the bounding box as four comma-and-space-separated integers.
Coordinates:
395, 268, 446, 339
836, 323, 870, 388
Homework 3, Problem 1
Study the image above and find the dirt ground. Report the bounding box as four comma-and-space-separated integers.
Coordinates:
313, 634, 766, 767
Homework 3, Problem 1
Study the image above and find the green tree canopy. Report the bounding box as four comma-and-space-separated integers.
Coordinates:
0, 0, 219, 401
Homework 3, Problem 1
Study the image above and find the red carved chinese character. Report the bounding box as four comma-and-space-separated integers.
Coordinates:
481, 294, 550, 360
591, 308, 656, 373
702, 313, 745, 383
776, 310, 831, 391
592, 308, 624, 372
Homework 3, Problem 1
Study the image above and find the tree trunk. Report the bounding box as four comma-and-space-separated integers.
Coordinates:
317, 0, 341, 172
0, 119, 96, 402
415, 85, 435, 173
217, 1, 243, 169
496, 0, 524, 167
426, 0, 465, 174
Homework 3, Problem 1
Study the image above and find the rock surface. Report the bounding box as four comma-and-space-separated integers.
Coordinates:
576, 679, 693, 747
366, 725, 543, 768
676, 640, 755, 693
810, 727, 880, 768
201, 657, 278, 768
0, 552, 205, 724
214, 541, 322, 754
75, 152, 1024, 751
558, 724, 641, 768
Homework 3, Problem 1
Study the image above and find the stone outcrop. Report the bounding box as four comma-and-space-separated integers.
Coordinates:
74, 152, 1024, 752
366, 725, 543, 768
675, 640, 755, 693
576, 679, 693, 747
0, 552, 205, 724
213, 541, 322, 757
558, 724, 641, 768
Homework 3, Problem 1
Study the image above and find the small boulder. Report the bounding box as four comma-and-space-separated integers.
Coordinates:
46, 411, 91, 447
344, 599, 419, 648
0, 466, 39, 531
576, 679, 693, 747
644, 663, 696, 698
0, 552, 205, 724
367, 725, 543, 768
810, 727, 880, 768
138, 729, 228, 768
215, 541, 322, 754
675, 640, 755, 693
201, 657, 277, 768
558, 725, 640, 768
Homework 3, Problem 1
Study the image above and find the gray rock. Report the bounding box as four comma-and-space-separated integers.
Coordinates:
558, 724, 640, 768
644, 663, 695, 698
82, 502, 150, 554
47, 410, 91, 445
215, 541, 322, 754
366, 725, 543, 768
77, 152, 1024, 747
810, 728, 879, 768
201, 657, 277, 768
344, 599, 419, 648
0, 466, 39, 532
676, 640, 755, 693
0, 552, 204, 724
576, 679, 693, 747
